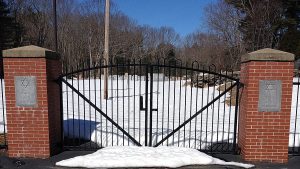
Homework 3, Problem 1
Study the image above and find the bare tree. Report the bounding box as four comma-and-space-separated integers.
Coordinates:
205, 0, 245, 69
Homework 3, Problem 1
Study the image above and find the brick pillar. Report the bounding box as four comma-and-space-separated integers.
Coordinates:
2, 45, 62, 158
239, 48, 294, 163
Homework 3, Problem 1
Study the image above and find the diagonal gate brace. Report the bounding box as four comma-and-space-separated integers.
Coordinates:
60, 78, 142, 146
154, 82, 238, 147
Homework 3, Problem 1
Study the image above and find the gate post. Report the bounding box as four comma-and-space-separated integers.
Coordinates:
238, 48, 294, 163
2, 45, 62, 158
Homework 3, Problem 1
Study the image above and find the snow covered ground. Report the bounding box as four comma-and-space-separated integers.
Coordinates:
56, 146, 255, 168
62, 78, 236, 149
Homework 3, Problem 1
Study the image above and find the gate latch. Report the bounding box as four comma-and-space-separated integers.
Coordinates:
139, 95, 158, 111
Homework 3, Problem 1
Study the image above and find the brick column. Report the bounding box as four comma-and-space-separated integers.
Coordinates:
2, 45, 62, 158
239, 48, 294, 163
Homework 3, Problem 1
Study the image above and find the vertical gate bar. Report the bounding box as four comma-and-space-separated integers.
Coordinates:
227, 71, 234, 151
194, 69, 199, 149
221, 71, 228, 151
167, 64, 171, 146
77, 63, 81, 148
210, 67, 216, 152
122, 62, 125, 146
233, 81, 240, 154
133, 61, 136, 140
88, 59, 92, 149
105, 62, 109, 146
139, 61, 142, 144
189, 69, 193, 148
156, 63, 160, 145
205, 67, 210, 150
116, 61, 119, 145
127, 61, 130, 146
183, 65, 188, 147
162, 62, 166, 145
99, 61, 103, 147
65, 63, 69, 144
172, 65, 176, 145
199, 65, 204, 150
71, 66, 75, 147
83, 62, 87, 150
93, 62, 97, 149
149, 65, 154, 146
293, 72, 300, 153
110, 60, 114, 146
216, 70, 222, 151
145, 65, 149, 146
59, 77, 64, 150
178, 66, 183, 146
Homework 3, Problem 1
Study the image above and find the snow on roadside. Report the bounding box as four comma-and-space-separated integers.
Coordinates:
56, 146, 254, 168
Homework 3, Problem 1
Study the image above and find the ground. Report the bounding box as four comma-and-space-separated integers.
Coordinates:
0, 150, 299, 169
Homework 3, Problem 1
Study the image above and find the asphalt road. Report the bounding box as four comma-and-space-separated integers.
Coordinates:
0, 150, 299, 169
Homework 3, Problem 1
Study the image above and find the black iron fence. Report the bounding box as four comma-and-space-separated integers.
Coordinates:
290, 69, 300, 155
59, 58, 241, 154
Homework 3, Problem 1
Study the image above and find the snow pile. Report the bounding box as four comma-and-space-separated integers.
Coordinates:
56, 146, 254, 168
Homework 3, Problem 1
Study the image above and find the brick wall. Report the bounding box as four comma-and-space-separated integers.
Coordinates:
239, 61, 293, 163
46, 59, 62, 155
4, 58, 50, 158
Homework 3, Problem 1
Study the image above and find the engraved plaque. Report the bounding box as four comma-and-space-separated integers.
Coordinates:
258, 80, 281, 112
14, 76, 37, 107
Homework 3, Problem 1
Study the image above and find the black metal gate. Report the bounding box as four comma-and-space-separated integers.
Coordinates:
58, 59, 241, 154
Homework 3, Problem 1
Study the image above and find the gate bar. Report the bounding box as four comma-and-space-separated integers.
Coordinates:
58, 80, 64, 150
145, 65, 149, 146
233, 81, 240, 154
149, 65, 153, 146
60, 78, 142, 146
154, 82, 238, 147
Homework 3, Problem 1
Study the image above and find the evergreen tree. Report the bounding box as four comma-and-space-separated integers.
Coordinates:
279, 0, 300, 59
0, 0, 20, 50
0, 0, 21, 77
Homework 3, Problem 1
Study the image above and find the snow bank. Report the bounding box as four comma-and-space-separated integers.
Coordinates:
56, 146, 254, 168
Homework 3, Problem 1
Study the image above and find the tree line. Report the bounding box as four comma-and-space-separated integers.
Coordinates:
1, 0, 300, 72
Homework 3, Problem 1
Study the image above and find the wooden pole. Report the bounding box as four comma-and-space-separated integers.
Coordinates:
53, 0, 58, 52
103, 0, 110, 99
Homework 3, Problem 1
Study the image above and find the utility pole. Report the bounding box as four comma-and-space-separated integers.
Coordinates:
53, 0, 58, 52
103, 0, 110, 99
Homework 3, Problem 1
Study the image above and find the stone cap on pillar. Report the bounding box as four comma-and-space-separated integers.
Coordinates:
2, 45, 60, 60
241, 48, 294, 63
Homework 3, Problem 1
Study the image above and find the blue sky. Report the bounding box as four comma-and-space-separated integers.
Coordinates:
114, 0, 217, 37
